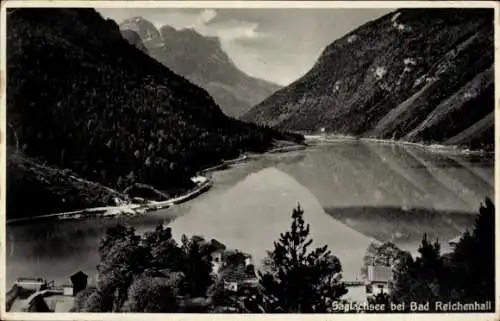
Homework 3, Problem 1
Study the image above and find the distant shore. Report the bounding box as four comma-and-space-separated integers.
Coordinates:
303, 134, 494, 156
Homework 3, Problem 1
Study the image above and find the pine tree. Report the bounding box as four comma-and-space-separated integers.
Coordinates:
257, 204, 347, 313
449, 197, 495, 304
96, 225, 148, 311
391, 234, 446, 310
178, 235, 215, 298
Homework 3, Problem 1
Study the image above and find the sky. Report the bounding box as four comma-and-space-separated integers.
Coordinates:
97, 8, 391, 85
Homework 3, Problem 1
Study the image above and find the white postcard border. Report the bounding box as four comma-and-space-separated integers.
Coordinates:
0, 1, 498, 320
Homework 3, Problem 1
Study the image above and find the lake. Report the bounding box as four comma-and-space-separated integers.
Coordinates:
6, 140, 494, 294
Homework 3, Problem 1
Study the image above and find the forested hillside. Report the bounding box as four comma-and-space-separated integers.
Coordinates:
6, 8, 302, 218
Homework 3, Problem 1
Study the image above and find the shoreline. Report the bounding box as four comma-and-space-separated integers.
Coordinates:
5, 177, 214, 226
6, 142, 309, 225
304, 135, 494, 156
6, 153, 253, 226
7, 137, 482, 226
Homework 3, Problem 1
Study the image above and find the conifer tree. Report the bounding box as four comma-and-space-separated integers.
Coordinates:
178, 235, 215, 298
96, 225, 147, 311
391, 234, 445, 310
257, 204, 347, 313
392, 198, 495, 310
449, 197, 495, 303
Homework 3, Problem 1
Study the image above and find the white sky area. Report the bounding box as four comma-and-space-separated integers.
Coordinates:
97, 8, 391, 85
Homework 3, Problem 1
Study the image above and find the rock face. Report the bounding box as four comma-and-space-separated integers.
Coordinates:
6, 8, 295, 218
119, 17, 281, 118
120, 29, 148, 53
243, 9, 494, 151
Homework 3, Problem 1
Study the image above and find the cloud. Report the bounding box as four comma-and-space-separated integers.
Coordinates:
170, 9, 268, 43
201, 19, 265, 41
199, 9, 217, 24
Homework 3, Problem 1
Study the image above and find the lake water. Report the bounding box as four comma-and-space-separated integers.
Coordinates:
6, 140, 494, 294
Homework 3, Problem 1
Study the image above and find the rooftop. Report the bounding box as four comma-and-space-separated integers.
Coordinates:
71, 270, 88, 280
221, 264, 257, 283
210, 239, 227, 251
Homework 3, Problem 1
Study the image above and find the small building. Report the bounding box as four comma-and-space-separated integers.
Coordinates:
15, 278, 48, 293
365, 265, 393, 296
70, 271, 88, 296
220, 259, 258, 292
62, 285, 74, 297
448, 235, 462, 249
191, 176, 207, 185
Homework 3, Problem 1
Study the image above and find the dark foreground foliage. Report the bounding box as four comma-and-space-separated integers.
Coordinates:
71, 199, 494, 313
391, 197, 495, 311
256, 205, 348, 312
72, 205, 347, 312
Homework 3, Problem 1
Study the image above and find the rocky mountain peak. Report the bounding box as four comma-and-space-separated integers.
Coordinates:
120, 17, 281, 118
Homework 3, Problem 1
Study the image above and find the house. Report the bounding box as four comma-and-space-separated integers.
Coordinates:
191, 176, 207, 185
62, 285, 74, 296
449, 235, 462, 249
207, 240, 258, 292
70, 270, 88, 296
365, 265, 393, 296
220, 253, 258, 292
11, 271, 89, 312
221, 263, 258, 292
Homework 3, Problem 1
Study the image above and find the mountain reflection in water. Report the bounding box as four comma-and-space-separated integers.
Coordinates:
6, 142, 493, 286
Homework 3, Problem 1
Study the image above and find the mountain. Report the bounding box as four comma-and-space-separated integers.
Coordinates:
243, 9, 494, 151
119, 17, 281, 118
6, 8, 302, 218
120, 29, 148, 53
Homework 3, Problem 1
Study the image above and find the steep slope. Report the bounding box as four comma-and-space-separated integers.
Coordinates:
119, 17, 281, 118
244, 9, 494, 151
6, 8, 301, 218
